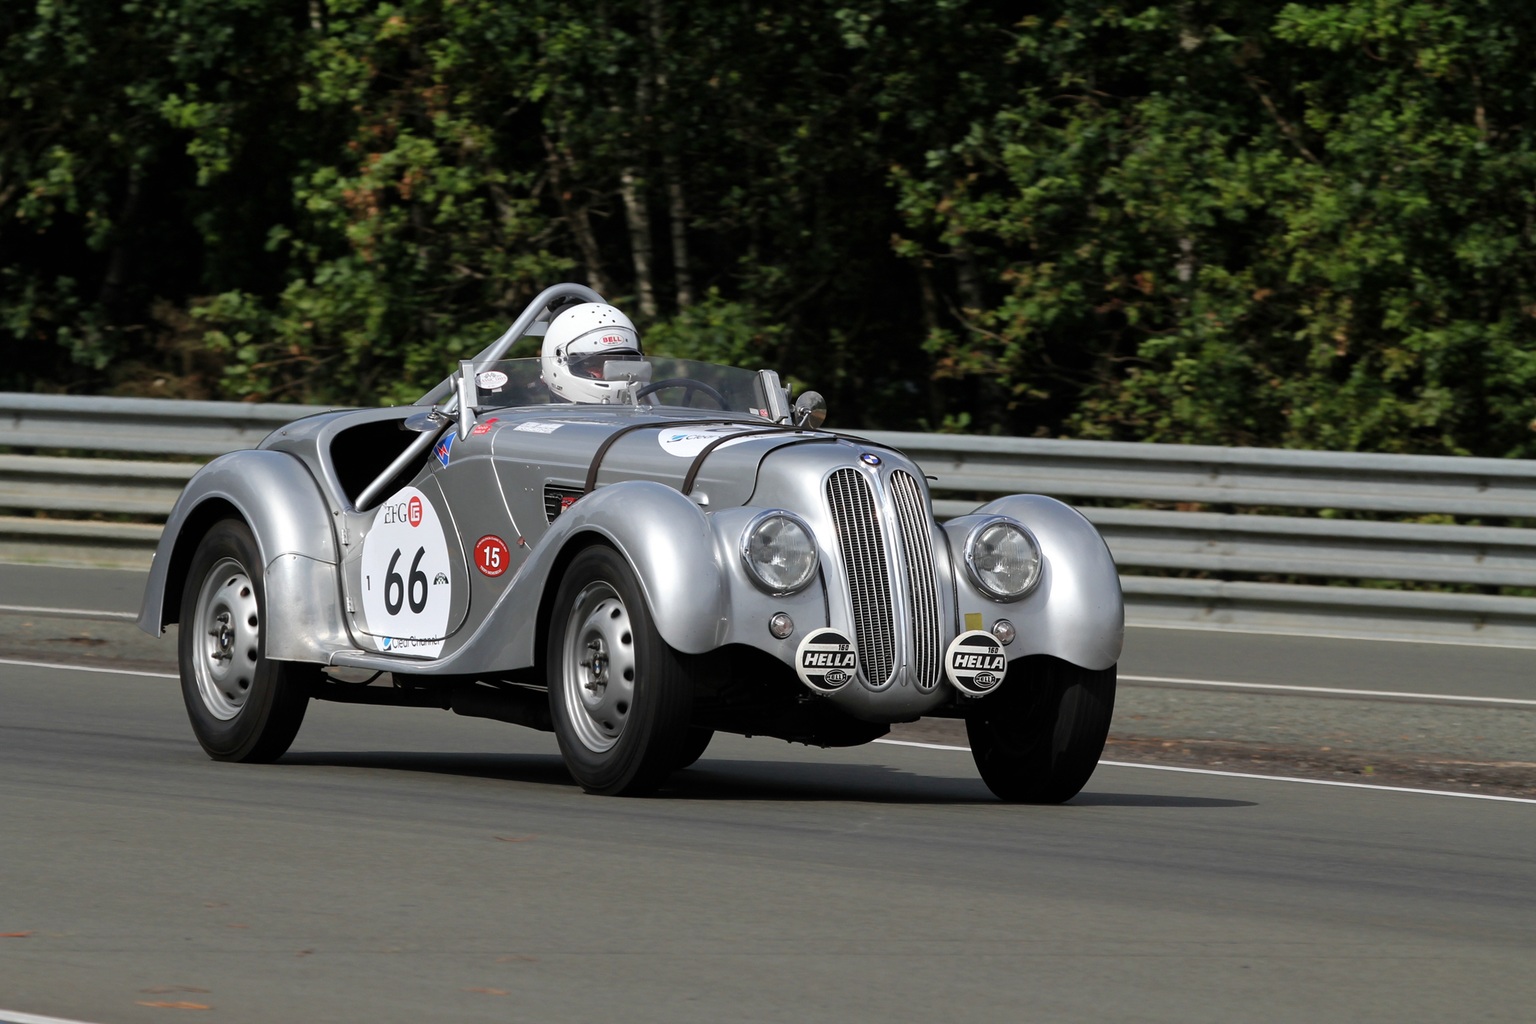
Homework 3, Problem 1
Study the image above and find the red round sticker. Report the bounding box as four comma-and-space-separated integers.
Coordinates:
407, 495, 423, 527
474, 535, 511, 578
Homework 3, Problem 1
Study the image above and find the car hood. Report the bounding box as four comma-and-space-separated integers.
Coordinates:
484, 408, 911, 512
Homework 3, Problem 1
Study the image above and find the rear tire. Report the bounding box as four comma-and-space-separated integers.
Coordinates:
547, 545, 694, 795
177, 519, 314, 762
965, 656, 1116, 803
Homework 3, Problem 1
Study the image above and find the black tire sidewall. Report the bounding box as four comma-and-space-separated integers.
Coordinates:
177, 519, 308, 762
965, 656, 1116, 803
672, 727, 715, 770
547, 545, 691, 794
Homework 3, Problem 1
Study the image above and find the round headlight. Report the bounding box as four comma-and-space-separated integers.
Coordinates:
741, 511, 819, 595
964, 519, 1042, 601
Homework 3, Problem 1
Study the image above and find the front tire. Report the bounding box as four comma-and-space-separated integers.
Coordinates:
177, 519, 314, 762
965, 655, 1116, 803
547, 545, 694, 795
673, 728, 715, 770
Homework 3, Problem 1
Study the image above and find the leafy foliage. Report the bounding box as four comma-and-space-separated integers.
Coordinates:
896, 0, 1536, 455
2, 1, 1533, 455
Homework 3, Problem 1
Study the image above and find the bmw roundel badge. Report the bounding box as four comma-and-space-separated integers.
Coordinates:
859, 452, 882, 466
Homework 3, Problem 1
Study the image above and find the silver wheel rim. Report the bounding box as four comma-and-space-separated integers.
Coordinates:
191, 557, 261, 721
559, 580, 637, 753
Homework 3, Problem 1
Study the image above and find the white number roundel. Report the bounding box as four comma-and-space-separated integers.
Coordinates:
361, 486, 453, 657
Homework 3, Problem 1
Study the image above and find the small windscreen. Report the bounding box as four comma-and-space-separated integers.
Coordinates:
469, 358, 774, 417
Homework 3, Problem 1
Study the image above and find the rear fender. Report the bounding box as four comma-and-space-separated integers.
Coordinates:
137, 450, 348, 661
945, 494, 1123, 671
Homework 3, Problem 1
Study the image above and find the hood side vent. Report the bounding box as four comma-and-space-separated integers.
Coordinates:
544, 484, 585, 522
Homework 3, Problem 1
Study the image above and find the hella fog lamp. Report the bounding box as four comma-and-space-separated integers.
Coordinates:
964, 518, 1042, 601
741, 511, 819, 595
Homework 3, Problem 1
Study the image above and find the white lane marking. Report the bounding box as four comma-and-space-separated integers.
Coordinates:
8, 657, 1531, 805
1128, 619, 1536, 652
1097, 760, 1536, 805
0, 657, 176, 680
1121, 673, 1536, 708
876, 739, 962, 752
15, 614, 1528, 706
7, 647, 1527, 706
0, 604, 136, 621
874, 740, 1536, 805
0, 1009, 109, 1024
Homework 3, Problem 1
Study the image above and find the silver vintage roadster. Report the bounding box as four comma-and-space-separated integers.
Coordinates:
139, 283, 1123, 801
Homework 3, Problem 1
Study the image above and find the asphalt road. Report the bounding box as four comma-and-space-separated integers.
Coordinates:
1, 565, 1534, 1023
8, 562, 1530, 793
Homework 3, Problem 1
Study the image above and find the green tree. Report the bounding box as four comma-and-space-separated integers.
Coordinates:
7, 1, 1533, 456
898, 1, 1536, 456
0, 0, 311, 392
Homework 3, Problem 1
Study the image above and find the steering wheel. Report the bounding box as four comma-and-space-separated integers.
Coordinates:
635, 377, 728, 409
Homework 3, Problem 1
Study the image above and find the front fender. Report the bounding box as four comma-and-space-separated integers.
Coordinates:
513, 480, 726, 657
946, 494, 1124, 671
137, 449, 347, 661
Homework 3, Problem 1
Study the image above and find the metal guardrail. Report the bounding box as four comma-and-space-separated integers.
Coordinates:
4, 394, 1535, 648
0, 392, 320, 456
865, 432, 1536, 518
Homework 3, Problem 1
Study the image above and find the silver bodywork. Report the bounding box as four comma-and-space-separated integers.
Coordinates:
140, 286, 1124, 733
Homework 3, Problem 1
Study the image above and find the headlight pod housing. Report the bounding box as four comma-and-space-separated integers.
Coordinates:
964, 517, 1043, 601
741, 511, 819, 596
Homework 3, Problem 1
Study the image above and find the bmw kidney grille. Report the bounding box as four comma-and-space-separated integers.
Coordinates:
824, 467, 942, 690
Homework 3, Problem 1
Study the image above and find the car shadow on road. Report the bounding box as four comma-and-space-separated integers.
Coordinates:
667, 765, 1253, 807
282, 749, 996, 802
281, 749, 576, 786
279, 750, 1253, 807
1067, 791, 1257, 808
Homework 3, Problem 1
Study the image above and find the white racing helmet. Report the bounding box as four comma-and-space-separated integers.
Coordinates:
541, 302, 643, 403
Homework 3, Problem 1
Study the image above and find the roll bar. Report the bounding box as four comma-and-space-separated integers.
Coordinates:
357, 283, 605, 510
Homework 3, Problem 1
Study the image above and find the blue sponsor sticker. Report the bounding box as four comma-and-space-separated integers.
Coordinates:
434, 432, 456, 467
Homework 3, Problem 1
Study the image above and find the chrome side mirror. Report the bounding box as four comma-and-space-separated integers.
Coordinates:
401, 410, 442, 432
793, 390, 827, 429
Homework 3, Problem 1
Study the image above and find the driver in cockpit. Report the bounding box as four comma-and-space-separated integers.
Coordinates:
541, 303, 645, 403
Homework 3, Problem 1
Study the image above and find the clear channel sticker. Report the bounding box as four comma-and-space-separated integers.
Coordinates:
794, 629, 859, 692
944, 629, 1007, 696
657, 424, 756, 457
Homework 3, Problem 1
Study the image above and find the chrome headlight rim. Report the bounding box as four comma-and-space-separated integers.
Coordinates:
740, 509, 820, 597
963, 516, 1043, 602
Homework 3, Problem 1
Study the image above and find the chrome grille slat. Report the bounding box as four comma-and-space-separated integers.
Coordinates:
826, 469, 895, 685
890, 471, 942, 690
